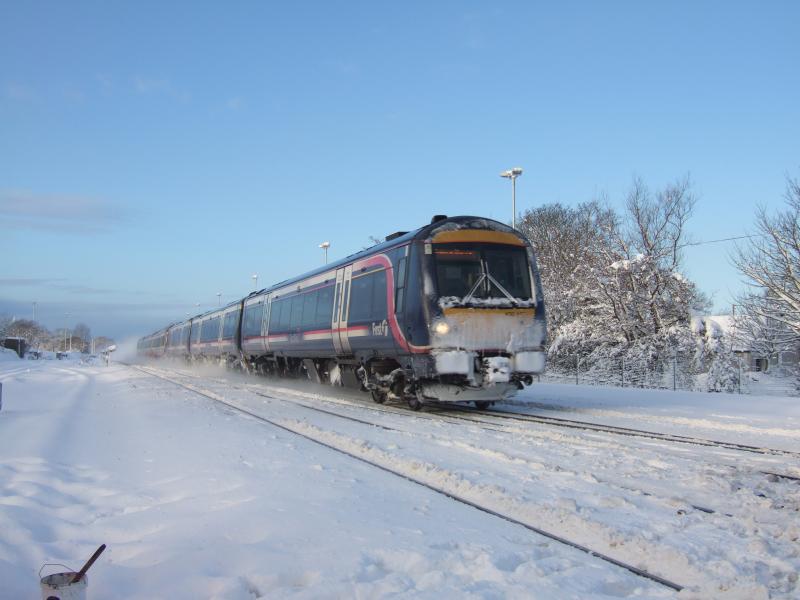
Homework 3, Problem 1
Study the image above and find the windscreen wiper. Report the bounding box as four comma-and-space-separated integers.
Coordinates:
485, 272, 519, 304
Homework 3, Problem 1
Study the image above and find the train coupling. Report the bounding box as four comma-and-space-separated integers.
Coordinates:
482, 356, 511, 384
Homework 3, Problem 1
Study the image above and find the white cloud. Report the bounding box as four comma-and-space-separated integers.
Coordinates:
0, 191, 125, 234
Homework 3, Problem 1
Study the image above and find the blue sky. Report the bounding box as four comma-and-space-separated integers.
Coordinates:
1, 1, 798, 340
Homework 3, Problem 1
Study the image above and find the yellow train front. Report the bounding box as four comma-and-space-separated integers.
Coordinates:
376, 215, 547, 409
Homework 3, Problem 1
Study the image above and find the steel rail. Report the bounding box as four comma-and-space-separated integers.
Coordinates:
131, 364, 684, 592
444, 405, 800, 458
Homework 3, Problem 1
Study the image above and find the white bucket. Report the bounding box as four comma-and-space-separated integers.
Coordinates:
39, 565, 88, 600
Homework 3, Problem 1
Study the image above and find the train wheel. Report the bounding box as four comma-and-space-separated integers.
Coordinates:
370, 389, 387, 404
407, 395, 423, 411
474, 401, 491, 410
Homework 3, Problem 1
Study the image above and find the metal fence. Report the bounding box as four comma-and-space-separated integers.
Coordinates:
541, 352, 745, 393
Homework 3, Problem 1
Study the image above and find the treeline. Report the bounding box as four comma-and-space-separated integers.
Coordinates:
0, 317, 114, 354
518, 174, 800, 391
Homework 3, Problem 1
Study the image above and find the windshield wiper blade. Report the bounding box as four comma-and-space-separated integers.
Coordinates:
462, 273, 487, 304
485, 272, 518, 304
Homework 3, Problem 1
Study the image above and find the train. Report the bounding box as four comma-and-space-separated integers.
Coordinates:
137, 215, 547, 409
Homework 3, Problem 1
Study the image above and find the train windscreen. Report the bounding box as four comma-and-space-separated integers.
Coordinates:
434, 244, 532, 301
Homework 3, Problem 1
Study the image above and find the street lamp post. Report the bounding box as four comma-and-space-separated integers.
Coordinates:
252, 274, 258, 290
217, 292, 222, 306
319, 241, 331, 264
500, 167, 523, 230
32, 301, 37, 322
64, 313, 70, 352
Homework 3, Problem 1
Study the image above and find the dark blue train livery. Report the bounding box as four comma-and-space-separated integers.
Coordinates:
137, 215, 546, 409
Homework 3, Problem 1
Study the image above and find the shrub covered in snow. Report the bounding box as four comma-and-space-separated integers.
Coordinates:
0, 347, 20, 362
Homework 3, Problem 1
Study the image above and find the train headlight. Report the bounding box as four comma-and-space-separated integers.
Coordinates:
433, 321, 450, 335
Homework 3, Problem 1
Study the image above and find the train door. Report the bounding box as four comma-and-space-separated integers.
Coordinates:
263, 295, 273, 353
332, 265, 353, 354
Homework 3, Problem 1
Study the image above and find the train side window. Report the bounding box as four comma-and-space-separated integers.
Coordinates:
202, 317, 220, 342
243, 303, 262, 337
300, 290, 318, 329
342, 281, 350, 323
397, 257, 407, 286
268, 300, 280, 333
316, 285, 334, 329
395, 257, 406, 314
349, 270, 387, 322
288, 295, 303, 330
348, 275, 372, 322
332, 282, 340, 324
262, 302, 270, 335
372, 270, 387, 319
272, 298, 289, 332
222, 312, 236, 339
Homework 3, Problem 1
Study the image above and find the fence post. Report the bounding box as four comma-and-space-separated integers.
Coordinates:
738, 355, 742, 394
673, 354, 677, 391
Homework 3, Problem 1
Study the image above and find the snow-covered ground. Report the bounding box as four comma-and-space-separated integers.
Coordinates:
1, 357, 798, 599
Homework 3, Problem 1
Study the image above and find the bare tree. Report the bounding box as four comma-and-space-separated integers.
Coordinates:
518, 201, 615, 334
602, 176, 702, 339
732, 176, 800, 338
520, 178, 707, 379
733, 295, 798, 371
0, 315, 10, 338
5, 319, 49, 349
73, 322, 92, 352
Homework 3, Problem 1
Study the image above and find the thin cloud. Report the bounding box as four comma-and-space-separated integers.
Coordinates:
0, 278, 114, 295
133, 75, 190, 103
225, 96, 245, 111
0, 278, 63, 286
0, 190, 125, 234
3, 82, 39, 103
50, 283, 117, 295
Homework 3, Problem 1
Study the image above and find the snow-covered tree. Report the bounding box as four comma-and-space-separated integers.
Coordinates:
733, 294, 799, 373
732, 176, 800, 340
596, 177, 708, 342
5, 319, 49, 349
517, 201, 615, 336
0, 315, 10, 338
520, 177, 708, 385
695, 317, 740, 392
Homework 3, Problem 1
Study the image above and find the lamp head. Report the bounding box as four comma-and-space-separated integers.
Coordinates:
501, 167, 523, 178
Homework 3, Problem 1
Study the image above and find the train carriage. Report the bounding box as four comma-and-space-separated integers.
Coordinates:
137, 326, 169, 359
139, 215, 547, 409
165, 321, 190, 359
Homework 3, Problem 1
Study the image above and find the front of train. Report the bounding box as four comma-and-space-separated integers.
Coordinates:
415, 216, 546, 406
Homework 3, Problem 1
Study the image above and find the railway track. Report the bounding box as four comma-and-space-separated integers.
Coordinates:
442, 405, 800, 459
136, 362, 800, 484
130, 363, 685, 593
